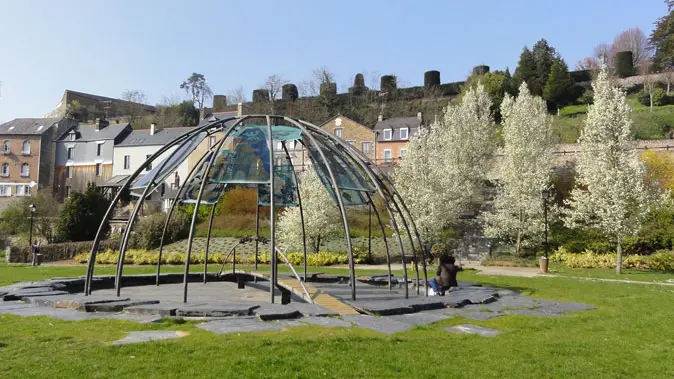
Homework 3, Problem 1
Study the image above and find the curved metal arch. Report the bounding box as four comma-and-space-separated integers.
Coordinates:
297, 119, 426, 296
365, 193, 392, 290
84, 116, 235, 295
281, 116, 357, 300
265, 115, 277, 303
281, 141, 308, 282
182, 127, 234, 303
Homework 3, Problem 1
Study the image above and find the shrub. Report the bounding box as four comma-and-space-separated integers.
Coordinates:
638, 88, 669, 107
133, 212, 190, 250
550, 247, 674, 271
430, 242, 450, 258
55, 184, 111, 242
614, 51, 634, 78
578, 89, 594, 105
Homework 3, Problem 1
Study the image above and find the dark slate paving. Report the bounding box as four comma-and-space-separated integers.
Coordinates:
175, 303, 260, 317
534, 300, 597, 313
0, 302, 40, 311
25, 295, 132, 310
124, 302, 186, 317
341, 315, 414, 334
300, 316, 353, 328
288, 303, 338, 317
445, 324, 502, 337
254, 304, 302, 321
197, 318, 284, 334
113, 331, 188, 345
275, 319, 305, 327
105, 313, 163, 323
386, 311, 453, 326
85, 300, 161, 313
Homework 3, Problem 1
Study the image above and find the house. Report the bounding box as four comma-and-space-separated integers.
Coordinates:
320, 115, 376, 161
374, 112, 423, 167
111, 124, 194, 211
0, 118, 75, 205
53, 118, 132, 200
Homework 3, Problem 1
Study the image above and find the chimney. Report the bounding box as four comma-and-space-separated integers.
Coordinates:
378, 114, 384, 122
95, 118, 109, 131
150, 123, 156, 136
417, 112, 422, 121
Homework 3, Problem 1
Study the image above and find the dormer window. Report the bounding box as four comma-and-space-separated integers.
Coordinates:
383, 129, 392, 141
22, 140, 30, 155
400, 128, 409, 140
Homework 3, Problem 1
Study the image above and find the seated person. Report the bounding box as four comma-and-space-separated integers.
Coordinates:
427, 254, 463, 296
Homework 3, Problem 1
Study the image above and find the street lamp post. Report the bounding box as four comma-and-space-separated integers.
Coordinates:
28, 204, 36, 247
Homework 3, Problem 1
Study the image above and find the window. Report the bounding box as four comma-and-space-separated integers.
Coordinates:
66, 166, 73, 178
67, 147, 73, 159
124, 155, 131, 169
16, 184, 31, 196
334, 128, 343, 138
3, 140, 9, 154
400, 128, 409, 140
275, 141, 283, 151
96, 143, 102, 156
361, 142, 371, 154
96, 163, 102, 177
208, 136, 216, 148
383, 149, 392, 163
400, 148, 408, 160
65, 186, 71, 197
0, 185, 10, 196
383, 129, 392, 140
1, 163, 8, 177
69, 132, 76, 141
146, 154, 152, 171
275, 157, 284, 166
22, 140, 30, 155
21, 163, 29, 177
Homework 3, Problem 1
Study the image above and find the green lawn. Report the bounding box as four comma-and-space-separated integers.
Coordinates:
550, 265, 674, 282
2, 264, 674, 378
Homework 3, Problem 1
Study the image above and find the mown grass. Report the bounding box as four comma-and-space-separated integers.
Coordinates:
1, 265, 674, 378
550, 265, 674, 282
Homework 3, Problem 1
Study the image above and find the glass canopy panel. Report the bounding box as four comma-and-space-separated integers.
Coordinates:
179, 151, 227, 204
130, 131, 207, 190
257, 165, 298, 206
208, 125, 302, 184
307, 132, 375, 192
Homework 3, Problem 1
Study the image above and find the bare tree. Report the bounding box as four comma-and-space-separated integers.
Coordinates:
612, 27, 653, 65
641, 61, 659, 112
663, 68, 674, 94
298, 67, 335, 97
594, 43, 614, 67
227, 86, 247, 104
180, 72, 212, 110
121, 89, 148, 123
575, 57, 601, 71
262, 74, 288, 114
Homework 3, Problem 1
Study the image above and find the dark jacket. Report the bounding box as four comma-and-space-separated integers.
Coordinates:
436, 263, 462, 288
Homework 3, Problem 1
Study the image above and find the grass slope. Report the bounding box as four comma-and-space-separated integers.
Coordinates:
1, 265, 674, 378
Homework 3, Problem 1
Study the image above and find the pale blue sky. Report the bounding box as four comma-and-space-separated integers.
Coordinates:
0, 0, 666, 123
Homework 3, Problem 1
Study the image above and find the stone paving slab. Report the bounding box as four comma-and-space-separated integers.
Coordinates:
175, 303, 260, 318
105, 313, 163, 323
300, 316, 353, 328
534, 300, 597, 313
445, 324, 502, 337
341, 315, 414, 334
275, 319, 305, 327
113, 331, 189, 345
505, 309, 562, 318
288, 303, 338, 317
254, 304, 302, 321
197, 318, 285, 334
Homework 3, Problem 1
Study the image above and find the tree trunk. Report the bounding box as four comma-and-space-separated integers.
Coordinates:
650, 93, 654, 113
515, 231, 522, 257
616, 240, 623, 274
668, 81, 671, 95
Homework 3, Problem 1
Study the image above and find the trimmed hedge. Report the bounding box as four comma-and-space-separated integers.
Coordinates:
550, 247, 674, 270
74, 249, 372, 266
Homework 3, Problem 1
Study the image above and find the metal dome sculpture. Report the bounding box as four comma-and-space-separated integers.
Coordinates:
84, 115, 427, 303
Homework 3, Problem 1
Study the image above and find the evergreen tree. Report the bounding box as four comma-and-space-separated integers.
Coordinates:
650, 4, 674, 71
514, 47, 537, 91
55, 184, 111, 242
543, 57, 574, 109
531, 39, 557, 96
503, 67, 518, 97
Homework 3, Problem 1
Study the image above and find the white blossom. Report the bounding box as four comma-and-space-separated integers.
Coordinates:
564, 65, 651, 273
277, 168, 341, 253
483, 82, 555, 255
393, 83, 496, 241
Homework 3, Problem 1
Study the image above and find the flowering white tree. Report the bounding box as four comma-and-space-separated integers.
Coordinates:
393, 83, 496, 242
483, 82, 555, 256
277, 168, 341, 253
564, 66, 651, 273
